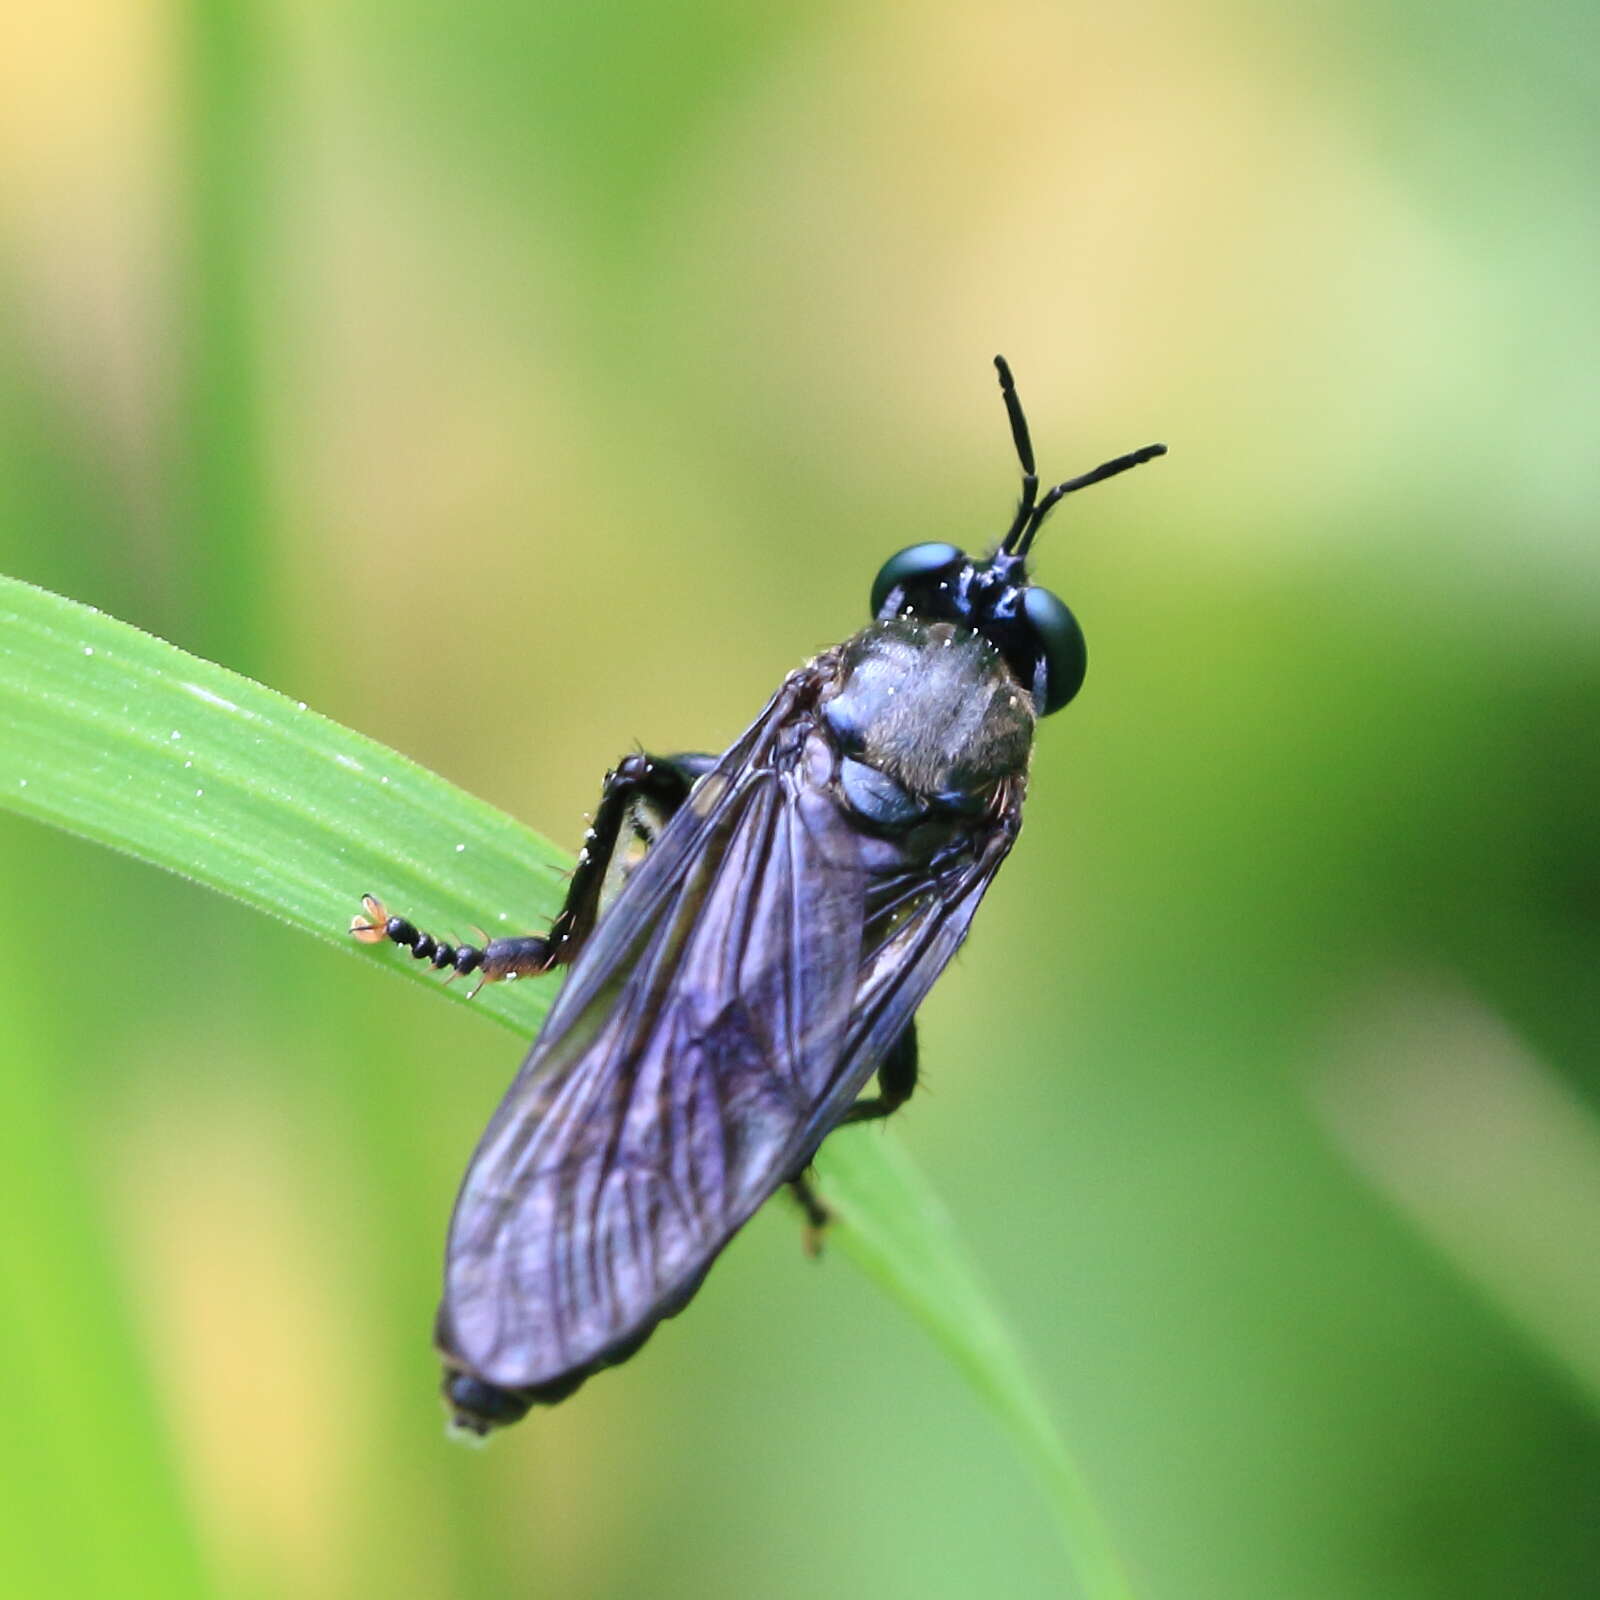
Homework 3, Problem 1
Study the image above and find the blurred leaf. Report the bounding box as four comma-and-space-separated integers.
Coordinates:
0, 996, 210, 1598
1318, 977, 1600, 1420
0, 573, 1132, 1598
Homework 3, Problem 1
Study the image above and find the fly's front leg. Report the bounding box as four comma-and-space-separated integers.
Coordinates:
349, 894, 553, 991
787, 1021, 920, 1255
350, 751, 716, 992
550, 751, 718, 958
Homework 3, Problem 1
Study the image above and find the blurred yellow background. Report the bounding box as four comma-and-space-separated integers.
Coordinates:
1, 1, 1597, 1596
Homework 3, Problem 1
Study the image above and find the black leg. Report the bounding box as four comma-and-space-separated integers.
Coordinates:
350, 751, 716, 990
835, 1022, 919, 1128
787, 1172, 833, 1258
784, 1021, 920, 1255
542, 752, 711, 961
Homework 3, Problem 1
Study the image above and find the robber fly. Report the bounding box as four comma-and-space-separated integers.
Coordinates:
352, 357, 1164, 1435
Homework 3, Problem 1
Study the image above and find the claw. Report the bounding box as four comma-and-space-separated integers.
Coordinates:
350, 893, 388, 942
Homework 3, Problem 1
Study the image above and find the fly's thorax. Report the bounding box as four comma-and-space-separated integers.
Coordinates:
819, 619, 1035, 812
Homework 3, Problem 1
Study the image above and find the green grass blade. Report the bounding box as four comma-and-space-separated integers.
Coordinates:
0, 573, 1131, 1595
816, 1129, 1138, 1600
0, 574, 565, 1035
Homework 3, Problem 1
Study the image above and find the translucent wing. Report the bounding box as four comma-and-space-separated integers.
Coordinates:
438, 664, 1022, 1394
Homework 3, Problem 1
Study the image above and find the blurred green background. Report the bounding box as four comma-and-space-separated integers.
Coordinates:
2, 0, 1597, 1595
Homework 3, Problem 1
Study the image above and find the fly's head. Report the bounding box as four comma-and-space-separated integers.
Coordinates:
869, 356, 1165, 717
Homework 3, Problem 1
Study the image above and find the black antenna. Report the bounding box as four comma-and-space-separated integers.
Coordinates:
993, 354, 1166, 558
994, 356, 1039, 552
1014, 442, 1167, 556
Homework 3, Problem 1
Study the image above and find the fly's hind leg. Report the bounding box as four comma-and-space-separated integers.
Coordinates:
787, 1173, 833, 1259
787, 1021, 919, 1255
350, 750, 717, 991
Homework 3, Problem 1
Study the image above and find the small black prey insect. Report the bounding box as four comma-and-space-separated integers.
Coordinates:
352, 356, 1165, 1435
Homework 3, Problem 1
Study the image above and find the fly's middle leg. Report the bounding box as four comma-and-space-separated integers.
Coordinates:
836, 1022, 920, 1127
350, 750, 717, 991
785, 1021, 920, 1254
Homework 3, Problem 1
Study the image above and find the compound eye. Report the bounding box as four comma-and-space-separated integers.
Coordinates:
1022, 585, 1087, 714
870, 542, 964, 618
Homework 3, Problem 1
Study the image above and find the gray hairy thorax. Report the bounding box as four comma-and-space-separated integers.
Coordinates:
819, 619, 1036, 810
